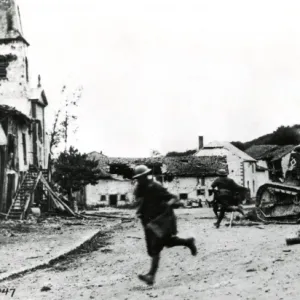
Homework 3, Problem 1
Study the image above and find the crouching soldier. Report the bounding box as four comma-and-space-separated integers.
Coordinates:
133, 165, 197, 286
211, 169, 246, 228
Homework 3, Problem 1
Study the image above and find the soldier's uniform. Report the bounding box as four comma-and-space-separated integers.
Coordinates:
211, 169, 246, 228
133, 165, 197, 286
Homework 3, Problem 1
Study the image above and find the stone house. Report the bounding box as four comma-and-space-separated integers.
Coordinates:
84, 153, 228, 207
0, 0, 49, 215
245, 145, 295, 183
195, 139, 269, 197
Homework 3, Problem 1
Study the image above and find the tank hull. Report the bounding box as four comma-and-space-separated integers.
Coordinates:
256, 182, 300, 224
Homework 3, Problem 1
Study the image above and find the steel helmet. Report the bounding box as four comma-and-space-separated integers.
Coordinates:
132, 165, 152, 179
217, 169, 228, 176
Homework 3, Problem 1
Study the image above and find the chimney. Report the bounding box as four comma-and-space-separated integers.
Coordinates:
198, 136, 204, 150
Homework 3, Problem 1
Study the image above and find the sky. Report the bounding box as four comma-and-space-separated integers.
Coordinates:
17, 0, 300, 157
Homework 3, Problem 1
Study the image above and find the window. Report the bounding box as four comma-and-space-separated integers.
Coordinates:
22, 133, 27, 165
179, 193, 188, 200
253, 180, 255, 193
37, 121, 43, 143
197, 189, 205, 196
252, 163, 255, 173
100, 195, 106, 202
0, 56, 8, 79
247, 181, 250, 189
25, 58, 29, 82
201, 177, 205, 186
120, 194, 126, 201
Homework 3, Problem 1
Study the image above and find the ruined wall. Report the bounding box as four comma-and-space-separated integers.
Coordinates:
86, 179, 135, 207
164, 177, 198, 199
226, 151, 244, 185
282, 153, 291, 178
0, 41, 30, 113
86, 175, 220, 207
243, 161, 257, 196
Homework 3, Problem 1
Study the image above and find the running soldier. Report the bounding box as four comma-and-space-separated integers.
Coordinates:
211, 169, 246, 228
133, 165, 197, 286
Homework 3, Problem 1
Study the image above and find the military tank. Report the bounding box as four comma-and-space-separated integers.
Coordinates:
256, 146, 300, 224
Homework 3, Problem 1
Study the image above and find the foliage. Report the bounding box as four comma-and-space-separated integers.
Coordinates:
230, 141, 246, 151
150, 149, 162, 157
166, 149, 197, 157
268, 126, 300, 145
236, 125, 300, 150
52, 146, 102, 194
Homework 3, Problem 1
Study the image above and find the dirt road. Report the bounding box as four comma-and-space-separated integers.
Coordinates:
3, 208, 300, 300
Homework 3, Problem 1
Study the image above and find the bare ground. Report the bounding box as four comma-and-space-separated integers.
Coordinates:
2, 208, 300, 300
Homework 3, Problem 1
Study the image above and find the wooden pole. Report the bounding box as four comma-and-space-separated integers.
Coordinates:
229, 212, 234, 228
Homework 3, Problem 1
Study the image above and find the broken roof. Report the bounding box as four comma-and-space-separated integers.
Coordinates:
0, 0, 28, 44
245, 145, 295, 161
197, 141, 256, 162
0, 104, 31, 125
163, 156, 227, 177
86, 152, 112, 179
91, 154, 227, 178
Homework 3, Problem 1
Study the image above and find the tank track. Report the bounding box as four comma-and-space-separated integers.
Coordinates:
256, 182, 300, 224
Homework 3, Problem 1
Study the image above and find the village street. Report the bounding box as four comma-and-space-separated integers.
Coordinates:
1, 208, 300, 300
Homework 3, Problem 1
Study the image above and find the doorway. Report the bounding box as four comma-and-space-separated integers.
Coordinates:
109, 194, 118, 206
6, 173, 15, 212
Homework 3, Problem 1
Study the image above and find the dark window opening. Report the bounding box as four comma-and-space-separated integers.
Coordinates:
7, 134, 15, 169
201, 177, 205, 186
100, 195, 106, 202
197, 189, 205, 196
0, 57, 8, 79
25, 57, 29, 82
38, 122, 43, 143
179, 193, 188, 200
22, 133, 27, 165
120, 194, 126, 201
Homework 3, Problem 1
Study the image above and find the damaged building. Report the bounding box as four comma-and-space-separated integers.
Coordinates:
85, 152, 228, 207
0, 0, 49, 217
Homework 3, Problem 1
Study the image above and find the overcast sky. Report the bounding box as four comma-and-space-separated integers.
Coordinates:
17, 0, 300, 157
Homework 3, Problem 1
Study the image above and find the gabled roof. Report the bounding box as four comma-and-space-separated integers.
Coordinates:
270, 145, 295, 161
29, 88, 48, 107
0, 0, 29, 44
245, 145, 294, 161
245, 145, 278, 160
90, 154, 228, 178
108, 157, 163, 167
163, 156, 227, 177
197, 141, 256, 162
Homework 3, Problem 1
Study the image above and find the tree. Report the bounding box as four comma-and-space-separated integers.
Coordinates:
48, 85, 83, 156
150, 149, 162, 157
231, 141, 245, 151
52, 146, 103, 212
269, 126, 300, 145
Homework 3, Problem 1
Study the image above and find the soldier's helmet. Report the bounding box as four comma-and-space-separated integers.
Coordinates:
132, 165, 152, 179
217, 169, 228, 176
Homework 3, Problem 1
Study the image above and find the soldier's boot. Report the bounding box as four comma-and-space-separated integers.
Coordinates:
166, 236, 197, 256
138, 255, 160, 286
214, 208, 225, 228
214, 222, 220, 228
186, 237, 198, 256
